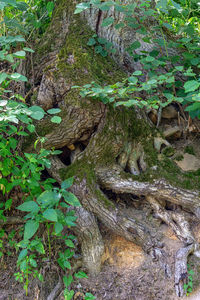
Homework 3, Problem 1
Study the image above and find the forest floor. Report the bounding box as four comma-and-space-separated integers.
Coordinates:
1, 222, 200, 299
1, 107, 200, 300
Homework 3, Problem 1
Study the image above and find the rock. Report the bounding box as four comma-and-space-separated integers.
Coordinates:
162, 105, 178, 119
163, 126, 182, 139
175, 153, 200, 171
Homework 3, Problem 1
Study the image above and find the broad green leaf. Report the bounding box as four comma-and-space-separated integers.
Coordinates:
0, 72, 8, 84
54, 222, 63, 234
101, 17, 114, 27
23, 47, 34, 53
17, 201, 39, 213
132, 70, 142, 76
65, 216, 77, 227
74, 2, 90, 14
128, 76, 138, 84
63, 191, 81, 207
43, 208, 58, 222
63, 274, 73, 288
29, 105, 45, 120
37, 190, 59, 206
64, 289, 74, 300
27, 124, 35, 133
129, 41, 141, 50
51, 116, 62, 124
65, 239, 75, 248
10, 73, 27, 82
74, 271, 88, 279
61, 177, 74, 189
184, 80, 200, 93
17, 249, 28, 262
185, 102, 200, 112
85, 293, 96, 300
46, 1, 54, 13
87, 38, 96, 46
13, 50, 26, 58
47, 108, 61, 114
24, 220, 39, 240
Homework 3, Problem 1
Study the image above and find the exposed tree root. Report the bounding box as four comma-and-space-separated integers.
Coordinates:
175, 244, 194, 297
47, 279, 62, 300
97, 165, 200, 215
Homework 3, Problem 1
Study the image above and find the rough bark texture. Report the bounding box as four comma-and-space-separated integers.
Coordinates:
28, 0, 200, 297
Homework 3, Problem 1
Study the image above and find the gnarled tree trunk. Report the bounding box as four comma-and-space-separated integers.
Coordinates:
29, 0, 200, 297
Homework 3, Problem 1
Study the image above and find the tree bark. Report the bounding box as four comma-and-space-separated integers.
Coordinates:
28, 0, 200, 297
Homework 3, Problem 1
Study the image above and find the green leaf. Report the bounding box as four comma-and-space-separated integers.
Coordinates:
85, 292, 96, 300
65, 239, 75, 248
64, 289, 74, 300
47, 108, 61, 114
27, 124, 35, 133
17, 201, 39, 213
74, 271, 88, 279
29, 106, 45, 120
13, 50, 26, 58
24, 220, 39, 240
63, 191, 81, 207
10, 73, 27, 82
61, 177, 74, 189
63, 274, 73, 288
132, 70, 142, 76
87, 38, 96, 46
55, 222, 63, 234
46, 1, 54, 13
185, 102, 200, 112
43, 209, 58, 222
65, 216, 77, 227
184, 80, 200, 93
128, 76, 138, 84
101, 17, 114, 27
5, 198, 12, 210
129, 41, 141, 50
51, 116, 62, 124
0, 72, 8, 84
17, 249, 28, 262
74, 2, 90, 14
37, 190, 58, 206
23, 47, 34, 53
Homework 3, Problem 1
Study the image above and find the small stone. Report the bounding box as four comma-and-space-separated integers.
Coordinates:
175, 153, 200, 171
162, 105, 178, 119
